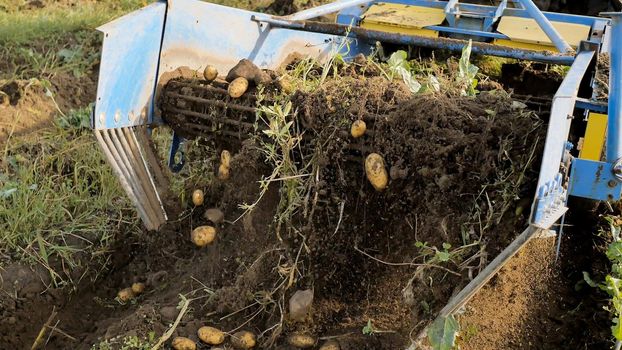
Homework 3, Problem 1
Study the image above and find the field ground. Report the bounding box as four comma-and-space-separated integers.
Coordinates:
0, 1, 618, 349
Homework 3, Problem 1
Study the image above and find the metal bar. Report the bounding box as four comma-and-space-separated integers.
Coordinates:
287, 0, 373, 21
106, 129, 159, 228
575, 97, 608, 114
252, 17, 576, 65
115, 128, 164, 224
536, 49, 595, 192
517, 0, 572, 53
124, 128, 168, 223
425, 25, 509, 39
166, 92, 257, 113
95, 130, 153, 229
438, 226, 539, 317
604, 13, 622, 162
97, 130, 157, 230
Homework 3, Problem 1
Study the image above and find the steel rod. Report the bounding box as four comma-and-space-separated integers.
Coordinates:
517, 0, 573, 53
252, 17, 576, 65
286, 0, 373, 21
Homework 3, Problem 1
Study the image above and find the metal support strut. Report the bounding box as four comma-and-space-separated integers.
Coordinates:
517, 0, 573, 53
605, 13, 622, 168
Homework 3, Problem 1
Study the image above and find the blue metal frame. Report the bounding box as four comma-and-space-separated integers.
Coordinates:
93, 1, 167, 130
92, 0, 620, 232
568, 13, 622, 201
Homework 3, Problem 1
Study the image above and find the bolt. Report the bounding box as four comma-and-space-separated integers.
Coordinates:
609, 180, 617, 188
613, 158, 622, 181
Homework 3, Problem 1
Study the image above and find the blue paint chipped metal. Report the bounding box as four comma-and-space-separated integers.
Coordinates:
93, 1, 167, 130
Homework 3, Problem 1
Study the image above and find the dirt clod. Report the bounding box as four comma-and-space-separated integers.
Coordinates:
226, 59, 272, 85
204, 208, 225, 224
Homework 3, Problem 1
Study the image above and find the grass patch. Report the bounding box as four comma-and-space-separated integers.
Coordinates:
0, 0, 148, 44
0, 107, 140, 285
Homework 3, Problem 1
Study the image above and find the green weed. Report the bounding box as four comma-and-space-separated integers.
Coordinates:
91, 332, 157, 350
0, 113, 140, 285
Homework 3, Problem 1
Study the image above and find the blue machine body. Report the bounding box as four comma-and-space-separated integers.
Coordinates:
92, 0, 621, 232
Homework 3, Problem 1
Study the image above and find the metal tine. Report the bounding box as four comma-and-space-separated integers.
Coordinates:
127, 128, 168, 221
113, 127, 161, 224
95, 129, 155, 230
103, 129, 159, 230
108, 128, 161, 228
135, 126, 170, 198
120, 127, 167, 223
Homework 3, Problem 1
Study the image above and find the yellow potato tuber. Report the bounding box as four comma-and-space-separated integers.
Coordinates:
172, 337, 197, 350
350, 120, 367, 138
228, 77, 249, 98
191, 226, 217, 247
287, 333, 316, 348
218, 163, 230, 181
221, 150, 231, 168
319, 340, 341, 350
117, 288, 135, 302
192, 189, 204, 206
365, 153, 388, 191
231, 330, 256, 349
197, 326, 225, 345
204, 65, 218, 81
131, 282, 145, 295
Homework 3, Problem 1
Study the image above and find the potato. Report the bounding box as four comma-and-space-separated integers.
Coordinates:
204, 65, 218, 81
191, 226, 217, 247
192, 189, 204, 206
221, 150, 231, 168
228, 77, 249, 98
172, 337, 196, 350
319, 340, 340, 350
287, 333, 316, 348
131, 282, 145, 295
198, 326, 225, 345
231, 330, 256, 349
218, 164, 230, 181
365, 153, 388, 191
350, 120, 366, 138
117, 287, 135, 302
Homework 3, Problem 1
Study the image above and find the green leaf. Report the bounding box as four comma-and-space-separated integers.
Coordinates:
613, 317, 622, 340
457, 40, 479, 96
583, 271, 598, 288
436, 250, 451, 262
387, 51, 420, 93
442, 242, 452, 250
607, 241, 622, 264
427, 315, 459, 350
387, 50, 410, 71
362, 319, 374, 335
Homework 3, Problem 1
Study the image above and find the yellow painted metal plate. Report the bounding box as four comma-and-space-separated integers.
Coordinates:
494, 17, 590, 52
361, 3, 444, 38
579, 112, 607, 161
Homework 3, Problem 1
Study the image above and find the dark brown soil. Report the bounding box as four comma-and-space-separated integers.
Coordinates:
0, 56, 611, 350
459, 203, 611, 349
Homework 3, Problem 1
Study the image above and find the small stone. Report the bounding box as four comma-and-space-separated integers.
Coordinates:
204, 208, 225, 224
226, 59, 272, 86
289, 289, 313, 321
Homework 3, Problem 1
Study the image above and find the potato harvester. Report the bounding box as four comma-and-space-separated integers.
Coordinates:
92, 0, 622, 327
